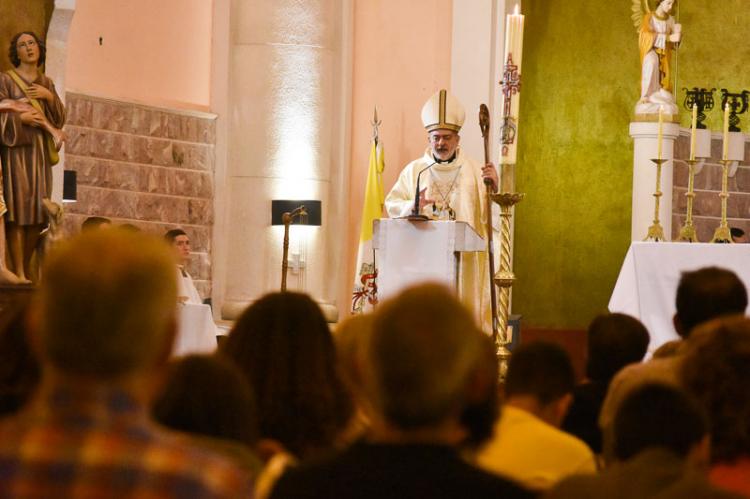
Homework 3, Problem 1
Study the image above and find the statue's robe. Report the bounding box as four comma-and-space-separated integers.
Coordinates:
0, 72, 65, 225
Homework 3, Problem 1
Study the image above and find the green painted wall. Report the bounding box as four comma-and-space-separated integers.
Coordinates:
677, 1, 750, 130
515, 1, 750, 329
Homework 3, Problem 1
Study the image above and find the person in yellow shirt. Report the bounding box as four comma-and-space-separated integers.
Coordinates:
476, 341, 596, 491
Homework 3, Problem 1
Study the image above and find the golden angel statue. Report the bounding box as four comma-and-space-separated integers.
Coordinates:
632, 0, 682, 116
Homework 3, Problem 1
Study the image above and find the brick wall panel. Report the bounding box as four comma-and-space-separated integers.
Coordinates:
62, 93, 216, 299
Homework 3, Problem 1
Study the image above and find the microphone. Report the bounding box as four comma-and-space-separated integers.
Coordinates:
410, 161, 436, 219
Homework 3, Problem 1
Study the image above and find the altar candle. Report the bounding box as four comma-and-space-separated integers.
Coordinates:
689, 103, 697, 161
499, 4, 524, 168
657, 107, 663, 160
723, 103, 730, 160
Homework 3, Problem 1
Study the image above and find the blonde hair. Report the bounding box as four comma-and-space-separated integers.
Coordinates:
38, 230, 177, 377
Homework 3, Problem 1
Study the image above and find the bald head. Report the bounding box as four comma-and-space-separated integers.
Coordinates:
37, 230, 177, 378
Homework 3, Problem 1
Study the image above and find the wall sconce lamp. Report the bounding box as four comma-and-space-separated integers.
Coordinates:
62, 170, 77, 203
271, 200, 322, 226
271, 200, 322, 291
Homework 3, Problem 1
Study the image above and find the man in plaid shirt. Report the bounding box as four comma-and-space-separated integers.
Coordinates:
0, 230, 252, 498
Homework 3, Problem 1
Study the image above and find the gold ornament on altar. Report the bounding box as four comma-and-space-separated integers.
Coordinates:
676, 159, 700, 242
644, 108, 667, 242
711, 104, 733, 243
677, 103, 700, 242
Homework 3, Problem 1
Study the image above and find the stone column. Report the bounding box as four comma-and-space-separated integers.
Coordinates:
46, 0, 76, 202
630, 121, 680, 241
215, 0, 351, 318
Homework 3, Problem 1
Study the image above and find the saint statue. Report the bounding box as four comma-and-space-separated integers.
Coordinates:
0, 31, 66, 283
633, 0, 682, 116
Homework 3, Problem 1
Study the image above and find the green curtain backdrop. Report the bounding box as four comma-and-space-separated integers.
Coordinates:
515, 0, 750, 329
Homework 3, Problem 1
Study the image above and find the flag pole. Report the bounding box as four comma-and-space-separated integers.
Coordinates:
351, 108, 385, 313
371, 107, 381, 145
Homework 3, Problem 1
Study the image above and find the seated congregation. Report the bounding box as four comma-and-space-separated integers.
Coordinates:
0, 229, 749, 498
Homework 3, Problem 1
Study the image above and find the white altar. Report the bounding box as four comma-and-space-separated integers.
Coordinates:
609, 242, 750, 351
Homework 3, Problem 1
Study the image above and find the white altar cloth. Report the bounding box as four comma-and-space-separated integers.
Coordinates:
173, 303, 219, 356
609, 242, 750, 352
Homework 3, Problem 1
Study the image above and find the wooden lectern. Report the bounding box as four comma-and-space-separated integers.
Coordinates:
372, 219, 485, 301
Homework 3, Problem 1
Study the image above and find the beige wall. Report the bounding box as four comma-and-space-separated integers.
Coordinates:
61, 0, 459, 317
65, 0, 212, 111
341, 0, 453, 312
215, 0, 350, 317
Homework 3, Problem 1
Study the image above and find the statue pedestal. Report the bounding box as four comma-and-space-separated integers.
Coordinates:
629, 121, 680, 241
0, 283, 35, 315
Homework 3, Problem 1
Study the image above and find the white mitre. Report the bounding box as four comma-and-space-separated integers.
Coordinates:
421, 89, 465, 132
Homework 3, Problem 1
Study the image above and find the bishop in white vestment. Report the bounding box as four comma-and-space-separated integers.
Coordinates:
384, 89, 498, 333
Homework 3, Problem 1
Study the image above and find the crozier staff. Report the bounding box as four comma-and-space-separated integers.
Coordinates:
384, 89, 498, 332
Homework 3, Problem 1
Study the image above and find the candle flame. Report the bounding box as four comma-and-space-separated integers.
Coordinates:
513, 4, 520, 15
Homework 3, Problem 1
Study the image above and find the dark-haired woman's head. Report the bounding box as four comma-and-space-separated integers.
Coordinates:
586, 313, 649, 382
152, 354, 258, 447
681, 315, 750, 464
220, 292, 353, 459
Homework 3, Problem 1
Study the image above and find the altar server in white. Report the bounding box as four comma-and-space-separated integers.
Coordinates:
384, 89, 498, 332
165, 228, 203, 305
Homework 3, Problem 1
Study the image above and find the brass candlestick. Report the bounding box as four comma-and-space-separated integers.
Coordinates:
710, 159, 733, 243
280, 205, 307, 291
489, 191, 525, 381
677, 159, 700, 242
644, 158, 668, 242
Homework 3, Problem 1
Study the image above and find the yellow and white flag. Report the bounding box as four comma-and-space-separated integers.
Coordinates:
351, 139, 385, 314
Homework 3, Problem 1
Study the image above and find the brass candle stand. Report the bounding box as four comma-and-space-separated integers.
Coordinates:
644, 158, 668, 242
489, 191, 525, 380
710, 159, 733, 243
677, 159, 700, 242
280, 205, 307, 291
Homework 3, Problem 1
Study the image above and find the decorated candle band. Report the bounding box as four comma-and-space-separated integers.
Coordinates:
689, 103, 697, 161
499, 5, 524, 166
656, 107, 663, 160
723, 103, 730, 161
499, 54, 521, 161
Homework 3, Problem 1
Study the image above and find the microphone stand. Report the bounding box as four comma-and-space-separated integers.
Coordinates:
408, 162, 436, 221
281, 205, 307, 291
479, 104, 500, 345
